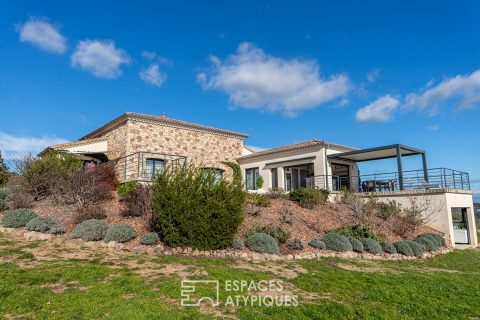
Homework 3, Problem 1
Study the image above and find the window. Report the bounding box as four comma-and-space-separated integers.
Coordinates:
145, 158, 165, 179
202, 168, 223, 183
245, 167, 259, 190
271, 168, 278, 189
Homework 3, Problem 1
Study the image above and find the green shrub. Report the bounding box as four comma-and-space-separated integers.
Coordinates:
48, 224, 65, 235
245, 224, 290, 243
116, 181, 139, 197
231, 237, 245, 249
265, 188, 287, 199
415, 236, 437, 252
322, 233, 353, 252
394, 240, 414, 256
1, 208, 37, 228
406, 240, 425, 258
418, 233, 445, 247
377, 200, 402, 220
348, 236, 364, 252
26, 217, 57, 232
330, 224, 382, 242
0, 151, 8, 187
152, 164, 245, 250
289, 188, 329, 209
246, 232, 279, 254
247, 193, 270, 207
308, 239, 326, 250
0, 198, 5, 211
74, 205, 107, 224
104, 224, 136, 243
140, 232, 159, 245
70, 219, 108, 241
287, 239, 304, 250
0, 187, 11, 200
361, 238, 382, 254
256, 176, 264, 189
381, 242, 397, 254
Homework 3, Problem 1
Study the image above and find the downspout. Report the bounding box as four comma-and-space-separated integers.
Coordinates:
324, 142, 329, 190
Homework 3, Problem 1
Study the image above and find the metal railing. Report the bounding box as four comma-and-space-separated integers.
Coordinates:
111, 152, 187, 182
306, 168, 470, 192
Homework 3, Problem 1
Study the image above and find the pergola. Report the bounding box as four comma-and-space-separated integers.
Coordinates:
327, 144, 428, 191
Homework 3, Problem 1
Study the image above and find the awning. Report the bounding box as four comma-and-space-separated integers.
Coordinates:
327, 144, 424, 162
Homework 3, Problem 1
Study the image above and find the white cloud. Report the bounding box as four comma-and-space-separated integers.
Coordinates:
366, 69, 380, 83
404, 69, 480, 113
427, 124, 440, 131
0, 132, 68, 159
139, 64, 167, 87
16, 17, 67, 54
141, 50, 157, 60
70, 40, 130, 79
356, 95, 400, 122
198, 42, 351, 116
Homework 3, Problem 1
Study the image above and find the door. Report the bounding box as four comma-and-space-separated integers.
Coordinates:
451, 208, 469, 244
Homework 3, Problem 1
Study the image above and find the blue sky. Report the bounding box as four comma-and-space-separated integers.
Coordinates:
1, 1, 479, 199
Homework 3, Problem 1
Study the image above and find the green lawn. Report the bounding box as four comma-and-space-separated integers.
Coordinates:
1, 232, 479, 320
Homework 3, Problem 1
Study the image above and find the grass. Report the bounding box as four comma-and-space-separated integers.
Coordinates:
0, 232, 479, 319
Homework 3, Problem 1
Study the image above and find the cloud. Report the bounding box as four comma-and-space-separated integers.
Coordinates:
198, 42, 351, 116
356, 95, 400, 122
366, 69, 380, 83
0, 132, 68, 159
141, 50, 157, 60
404, 69, 480, 113
427, 124, 440, 131
16, 17, 67, 54
139, 64, 167, 87
70, 40, 130, 79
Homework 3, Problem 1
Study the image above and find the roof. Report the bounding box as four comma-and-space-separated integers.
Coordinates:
81, 112, 249, 139
327, 144, 425, 162
38, 137, 108, 157
237, 139, 357, 161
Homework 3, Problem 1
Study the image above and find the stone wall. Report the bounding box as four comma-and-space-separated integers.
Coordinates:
102, 122, 129, 160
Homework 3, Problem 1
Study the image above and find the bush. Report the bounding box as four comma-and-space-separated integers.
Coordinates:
377, 200, 402, 220
246, 233, 279, 254
245, 201, 262, 216
104, 224, 137, 243
0, 187, 11, 200
48, 224, 65, 235
348, 236, 364, 252
74, 205, 107, 224
120, 184, 152, 217
361, 238, 383, 254
331, 224, 382, 242
140, 232, 159, 245
256, 176, 264, 189
415, 236, 437, 252
245, 224, 290, 244
231, 237, 245, 249
1, 208, 37, 228
248, 193, 270, 207
394, 240, 414, 256
70, 219, 108, 241
279, 204, 294, 225
8, 189, 34, 210
406, 240, 425, 258
116, 181, 138, 197
322, 233, 353, 252
26, 216, 57, 232
0, 198, 5, 211
288, 239, 304, 250
418, 233, 445, 247
266, 188, 287, 199
308, 239, 326, 250
0, 151, 8, 187
381, 242, 397, 254
289, 188, 329, 209
152, 164, 245, 250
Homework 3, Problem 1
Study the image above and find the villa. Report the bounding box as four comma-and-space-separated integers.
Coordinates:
40, 112, 477, 248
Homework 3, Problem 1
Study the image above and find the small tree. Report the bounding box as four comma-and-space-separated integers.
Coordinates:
0, 151, 8, 187
256, 176, 264, 189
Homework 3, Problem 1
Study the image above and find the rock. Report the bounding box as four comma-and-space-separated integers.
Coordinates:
145, 247, 155, 254
154, 246, 164, 253
131, 246, 144, 254
191, 249, 201, 256
115, 243, 124, 251
164, 250, 172, 255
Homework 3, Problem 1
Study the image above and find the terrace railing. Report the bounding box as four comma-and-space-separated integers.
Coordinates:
307, 168, 470, 193
111, 152, 187, 183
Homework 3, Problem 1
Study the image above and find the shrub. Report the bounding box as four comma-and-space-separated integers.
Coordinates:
322, 233, 353, 252
74, 205, 107, 224
279, 204, 294, 225
289, 188, 329, 209
0, 198, 5, 211
266, 188, 287, 199
140, 232, 160, 245
247, 193, 270, 207
415, 236, 437, 252
152, 164, 245, 250
116, 181, 138, 197
361, 238, 382, 254
0, 151, 8, 187
406, 240, 425, 258
308, 239, 326, 250
245, 201, 262, 216
348, 236, 364, 252
0, 187, 11, 200
381, 242, 397, 254
394, 240, 414, 256
245, 224, 290, 244
246, 233, 279, 254
104, 224, 137, 243
120, 184, 152, 217
26, 216, 57, 232
377, 200, 402, 220
231, 237, 245, 249
418, 233, 445, 247
256, 176, 264, 189
48, 224, 65, 235
288, 239, 304, 250
70, 219, 108, 241
1, 208, 37, 228
8, 189, 34, 209
331, 224, 382, 242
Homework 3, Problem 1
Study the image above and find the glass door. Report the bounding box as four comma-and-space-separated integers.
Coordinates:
451, 208, 469, 244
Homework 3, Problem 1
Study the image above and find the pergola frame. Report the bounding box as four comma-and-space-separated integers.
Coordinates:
327, 144, 428, 191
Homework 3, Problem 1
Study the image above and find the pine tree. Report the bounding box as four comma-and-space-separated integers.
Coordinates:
0, 151, 9, 187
